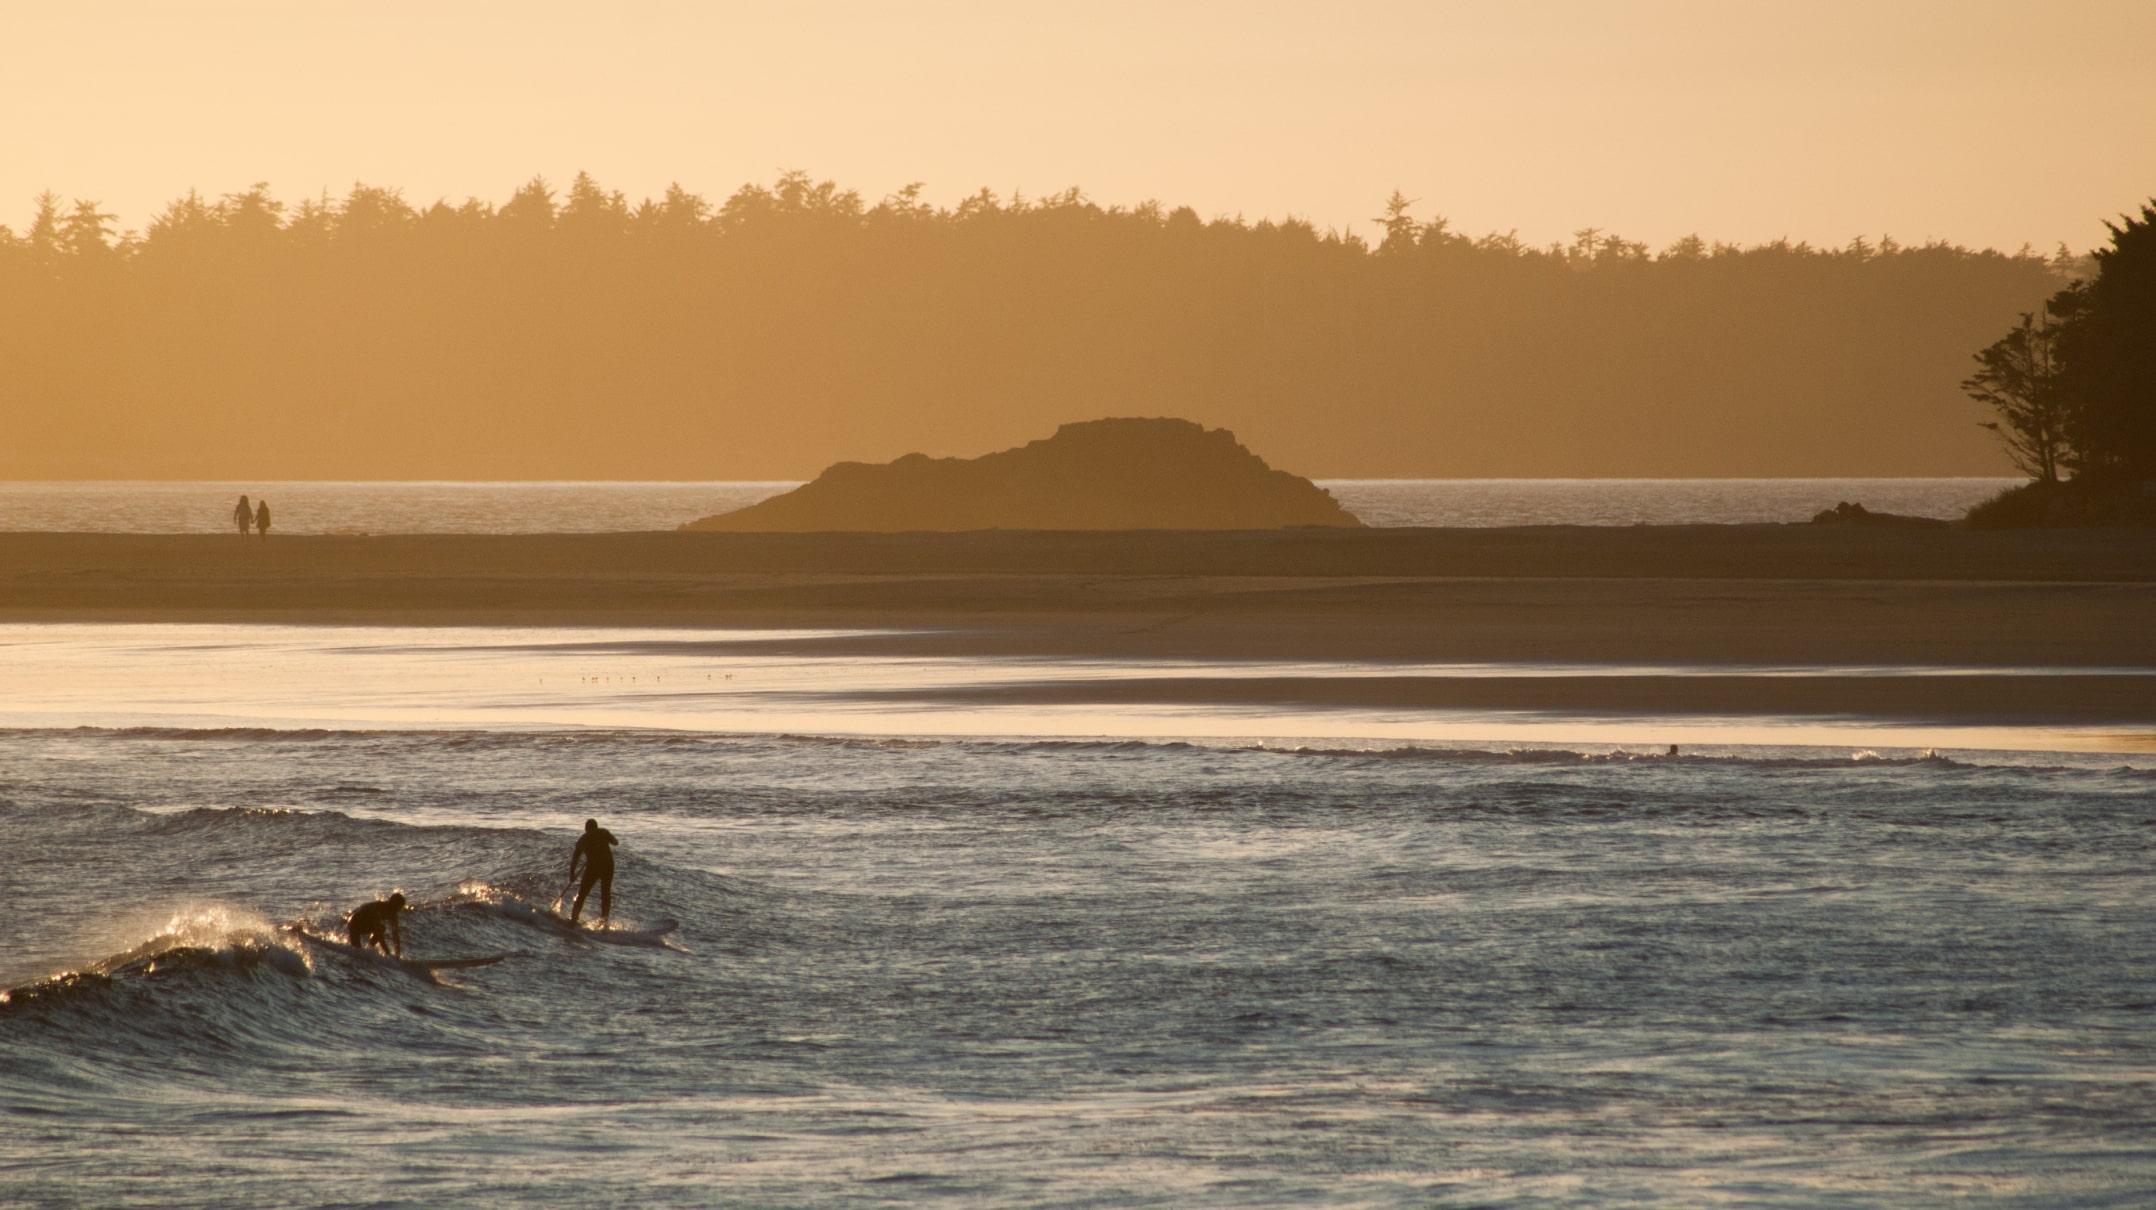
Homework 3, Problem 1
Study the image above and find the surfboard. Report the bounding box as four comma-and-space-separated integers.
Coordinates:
288, 929, 511, 975
409, 954, 510, 970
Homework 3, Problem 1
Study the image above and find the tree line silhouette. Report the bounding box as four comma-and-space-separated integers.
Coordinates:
0, 172, 2076, 479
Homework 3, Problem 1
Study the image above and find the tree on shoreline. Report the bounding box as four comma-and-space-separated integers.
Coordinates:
1965, 202, 2155, 486
2056, 204, 2156, 479
1964, 309, 2073, 483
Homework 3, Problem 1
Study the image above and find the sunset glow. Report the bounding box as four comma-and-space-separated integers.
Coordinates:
10, 1, 2153, 253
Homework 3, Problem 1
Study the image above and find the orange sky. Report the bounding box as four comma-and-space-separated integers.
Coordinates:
8, 1, 2154, 254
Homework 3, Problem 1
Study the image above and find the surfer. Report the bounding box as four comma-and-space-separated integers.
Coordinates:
347, 892, 407, 957
568, 818, 619, 927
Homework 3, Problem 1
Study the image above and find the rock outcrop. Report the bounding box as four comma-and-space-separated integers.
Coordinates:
1809, 500, 1950, 528
681, 418, 1361, 532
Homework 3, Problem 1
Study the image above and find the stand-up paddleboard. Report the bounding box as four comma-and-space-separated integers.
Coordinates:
490, 901, 680, 947
543, 911, 679, 947
584, 918, 679, 948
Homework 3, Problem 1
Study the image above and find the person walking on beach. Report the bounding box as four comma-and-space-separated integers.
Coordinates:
233, 494, 253, 535
254, 498, 271, 539
567, 818, 620, 927
347, 892, 407, 956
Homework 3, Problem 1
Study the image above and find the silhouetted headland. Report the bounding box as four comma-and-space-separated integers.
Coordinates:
680, 418, 1360, 532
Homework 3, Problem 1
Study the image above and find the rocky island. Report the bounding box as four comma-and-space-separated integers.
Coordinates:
681, 418, 1361, 531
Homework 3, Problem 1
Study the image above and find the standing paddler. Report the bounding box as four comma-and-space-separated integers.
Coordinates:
567, 818, 619, 927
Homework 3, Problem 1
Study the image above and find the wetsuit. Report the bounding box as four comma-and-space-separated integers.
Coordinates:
570, 826, 619, 924
348, 899, 401, 955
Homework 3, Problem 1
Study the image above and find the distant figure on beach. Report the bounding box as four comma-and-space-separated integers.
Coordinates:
255, 499, 271, 539
233, 494, 253, 535
347, 891, 407, 956
568, 818, 620, 927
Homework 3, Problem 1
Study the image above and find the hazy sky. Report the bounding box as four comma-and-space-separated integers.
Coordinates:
8, 0, 2153, 254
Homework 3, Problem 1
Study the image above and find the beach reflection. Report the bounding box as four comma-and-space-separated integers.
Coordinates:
0, 622, 2147, 756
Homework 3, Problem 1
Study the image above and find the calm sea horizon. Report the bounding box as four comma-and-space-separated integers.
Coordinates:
0, 477, 2019, 534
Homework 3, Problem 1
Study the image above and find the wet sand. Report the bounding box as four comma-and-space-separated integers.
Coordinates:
4, 527, 2153, 726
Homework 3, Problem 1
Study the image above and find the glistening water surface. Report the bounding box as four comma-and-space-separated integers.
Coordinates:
2, 623, 2144, 753
3, 624, 2150, 1207
0, 477, 2017, 533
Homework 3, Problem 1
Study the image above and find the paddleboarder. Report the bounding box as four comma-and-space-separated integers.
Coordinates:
568, 818, 620, 927
347, 892, 406, 957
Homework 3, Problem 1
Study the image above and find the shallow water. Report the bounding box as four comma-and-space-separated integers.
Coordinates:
2, 622, 2145, 754
3, 624, 2152, 1207
0, 477, 2017, 533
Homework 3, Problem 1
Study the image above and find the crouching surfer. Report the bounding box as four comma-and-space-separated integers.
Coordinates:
568, 818, 619, 927
348, 892, 407, 957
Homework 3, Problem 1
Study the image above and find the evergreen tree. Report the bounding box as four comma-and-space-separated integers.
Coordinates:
2054, 203, 2156, 478
1964, 310, 2073, 482
58, 199, 118, 259
24, 191, 63, 270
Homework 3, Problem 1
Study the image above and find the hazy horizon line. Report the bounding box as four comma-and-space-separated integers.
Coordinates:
0, 475, 2024, 486
8, 173, 2111, 262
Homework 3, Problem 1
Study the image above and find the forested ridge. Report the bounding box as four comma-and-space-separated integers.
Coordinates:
0, 173, 2073, 479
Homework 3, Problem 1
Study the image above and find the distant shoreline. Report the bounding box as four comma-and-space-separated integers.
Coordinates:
3, 527, 2151, 728
0, 477, 2021, 534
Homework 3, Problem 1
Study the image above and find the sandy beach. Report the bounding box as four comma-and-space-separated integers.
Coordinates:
4, 526, 2153, 727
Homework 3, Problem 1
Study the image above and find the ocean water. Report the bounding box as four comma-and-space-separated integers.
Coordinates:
1322, 479, 2017, 529
4, 624, 2153, 1207
0, 478, 2018, 533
